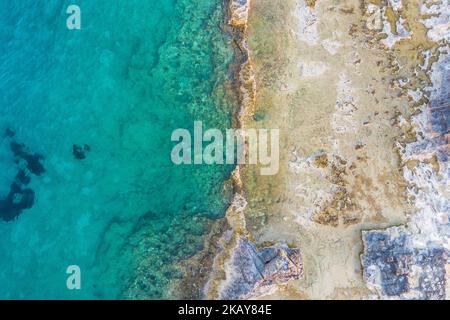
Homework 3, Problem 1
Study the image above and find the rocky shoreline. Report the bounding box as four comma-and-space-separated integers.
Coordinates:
169, 0, 303, 300
211, 0, 448, 300
203, 0, 304, 300
174, 0, 448, 300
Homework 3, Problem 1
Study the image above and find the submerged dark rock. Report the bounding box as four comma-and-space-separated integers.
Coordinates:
73, 144, 91, 160
0, 182, 35, 222
0, 134, 45, 222
5, 128, 15, 138
10, 142, 45, 176
15, 169, 31, 185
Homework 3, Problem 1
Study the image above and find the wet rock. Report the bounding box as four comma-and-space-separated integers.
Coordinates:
219, 239, 303, 299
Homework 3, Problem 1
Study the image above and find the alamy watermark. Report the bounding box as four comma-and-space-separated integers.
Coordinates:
171, 121, 280, 176
66, 265, 81, 290
66, 5, 81, 30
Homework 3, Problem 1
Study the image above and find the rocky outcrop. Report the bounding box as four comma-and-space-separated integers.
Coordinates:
219, 239, 303, 299
362, 227, 448, 299
202, 0, 303, 300
228, 0, 251, 27
361, 0, 449, 300
361, 53, 449, 299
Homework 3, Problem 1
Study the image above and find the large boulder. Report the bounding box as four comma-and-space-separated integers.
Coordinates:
219, 238, 303, 299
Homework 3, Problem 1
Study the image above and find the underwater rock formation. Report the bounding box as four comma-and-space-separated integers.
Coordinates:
10, 141, 45, 176
0, 179, 35, 222
73, 144, 91, 160
0, 129, 44, 222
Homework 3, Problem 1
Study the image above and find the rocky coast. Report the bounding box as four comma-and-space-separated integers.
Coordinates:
203, 0, 449, 300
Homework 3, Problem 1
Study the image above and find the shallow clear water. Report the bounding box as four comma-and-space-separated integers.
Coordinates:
0, 0, 235, 299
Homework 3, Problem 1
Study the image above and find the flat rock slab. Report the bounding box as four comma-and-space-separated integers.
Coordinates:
220, 239, 303, 299
362, 227, 448, 300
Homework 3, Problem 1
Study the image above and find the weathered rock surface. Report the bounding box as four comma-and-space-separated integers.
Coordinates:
362, 1, 449, 299
228, 0, 251, 27
219, 239, 303, 299
362, 56, 449, 299
362, 227, 448, 299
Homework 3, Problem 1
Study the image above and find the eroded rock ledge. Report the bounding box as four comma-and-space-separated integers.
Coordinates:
204, 0, 303, 299
219, 239, 303, 299
362, 227, 448, 299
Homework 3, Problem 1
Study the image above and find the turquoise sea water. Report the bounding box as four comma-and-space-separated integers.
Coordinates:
0, 0, 235, 299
